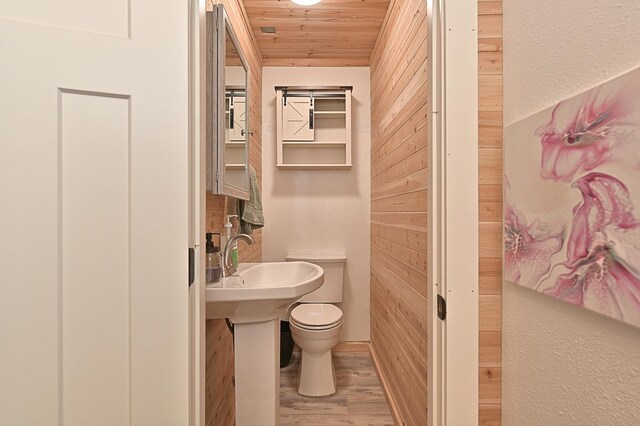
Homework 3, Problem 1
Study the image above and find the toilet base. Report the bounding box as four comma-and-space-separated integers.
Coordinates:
297, 349, 337, 396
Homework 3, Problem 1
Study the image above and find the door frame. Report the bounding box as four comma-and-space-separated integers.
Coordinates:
427, 0, 479, 425
189, 0, 207, 425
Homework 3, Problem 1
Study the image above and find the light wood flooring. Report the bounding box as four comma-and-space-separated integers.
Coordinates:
280, 350, 395, 425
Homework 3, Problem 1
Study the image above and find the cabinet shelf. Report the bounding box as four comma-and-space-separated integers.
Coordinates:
276, 163, 352, 170
313, 111, 346, 116
276, 86, 352, 169
282, 141, 346, 147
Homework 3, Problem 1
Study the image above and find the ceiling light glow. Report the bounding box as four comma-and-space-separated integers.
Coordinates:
292, 0, 321, 5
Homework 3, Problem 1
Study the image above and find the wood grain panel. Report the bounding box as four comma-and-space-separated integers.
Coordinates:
371, 121, 428, 181
369, 0, 428, 424
478, 0, 502, 424
371, 274, 427, 426
371, 169, 428, 202
206, 1, 263, 425
479, 331, 502, 368
479, 367, 502, 405
244, 0, 390, 66
480, 404, 502, 426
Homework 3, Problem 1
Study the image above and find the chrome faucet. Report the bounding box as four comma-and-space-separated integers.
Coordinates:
222, 233, 255, 276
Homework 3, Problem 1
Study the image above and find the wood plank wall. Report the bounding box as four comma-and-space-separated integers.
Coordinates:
205, 1, 263, 425
478, 0, 503, 425
369, 0, 429, 424
370, 1, 503, 425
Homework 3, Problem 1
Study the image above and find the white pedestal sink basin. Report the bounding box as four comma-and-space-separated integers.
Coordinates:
206, 261, 324, 323
205, 261, 324, 426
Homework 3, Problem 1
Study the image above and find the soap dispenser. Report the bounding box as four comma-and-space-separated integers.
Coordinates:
205, 232, 222, 284
223, 215, 239, 267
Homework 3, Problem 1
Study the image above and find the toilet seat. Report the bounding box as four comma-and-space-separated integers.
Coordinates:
290, 317, 343, 331
290, 304, 343, 330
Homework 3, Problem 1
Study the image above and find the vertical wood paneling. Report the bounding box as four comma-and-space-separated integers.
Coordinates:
478, 0, 502, 424
371, 1, 502, 424
205, 1, 263, 425
369, 0, 428, 424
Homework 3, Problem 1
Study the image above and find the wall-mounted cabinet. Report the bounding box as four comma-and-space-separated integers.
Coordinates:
206, 5, 250, 200
276, 86, 352, 169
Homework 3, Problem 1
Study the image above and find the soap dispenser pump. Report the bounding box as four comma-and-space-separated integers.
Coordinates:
205, 232, 222, 284
224, 214, 239, 268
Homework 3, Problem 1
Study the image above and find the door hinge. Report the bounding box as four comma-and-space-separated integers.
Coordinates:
437, 294, 446, 321
188, 247, 195, 287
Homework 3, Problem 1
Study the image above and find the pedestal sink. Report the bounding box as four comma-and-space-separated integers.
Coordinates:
206, 261, 324, 426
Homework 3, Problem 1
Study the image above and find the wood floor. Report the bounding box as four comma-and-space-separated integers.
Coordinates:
280, 351, 395, 425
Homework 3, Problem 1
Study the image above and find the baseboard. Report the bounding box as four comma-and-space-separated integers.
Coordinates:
293, 341, 370, 353
368, 343, 402, 426
334, 341, 370, 352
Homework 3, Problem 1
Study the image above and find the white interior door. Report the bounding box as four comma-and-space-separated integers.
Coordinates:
0, 1, 190, 425
282, 97, 314, 141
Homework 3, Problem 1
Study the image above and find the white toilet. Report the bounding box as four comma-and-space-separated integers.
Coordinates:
286, 254, 346, 397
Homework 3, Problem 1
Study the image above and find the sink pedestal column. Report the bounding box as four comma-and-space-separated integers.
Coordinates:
233, 318, 280, 426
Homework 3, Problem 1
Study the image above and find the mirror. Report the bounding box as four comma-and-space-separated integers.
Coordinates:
206, 5, 250, 200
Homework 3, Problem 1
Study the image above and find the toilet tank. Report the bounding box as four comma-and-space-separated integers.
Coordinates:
286, 254, 346, 303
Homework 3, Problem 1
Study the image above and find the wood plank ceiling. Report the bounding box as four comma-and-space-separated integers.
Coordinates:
243, 0, 391, 66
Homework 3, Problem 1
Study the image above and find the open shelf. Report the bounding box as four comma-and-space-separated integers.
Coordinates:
276, 87, 352, 169
276, 163, 353, 170
313, 111, 346, 116
282, 141, 346, 147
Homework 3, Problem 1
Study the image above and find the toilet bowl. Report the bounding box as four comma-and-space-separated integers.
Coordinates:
286, 254, 346, 396
290, 303, 343, 396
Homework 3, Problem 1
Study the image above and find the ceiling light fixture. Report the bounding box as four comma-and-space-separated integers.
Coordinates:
292, 0, 321, 6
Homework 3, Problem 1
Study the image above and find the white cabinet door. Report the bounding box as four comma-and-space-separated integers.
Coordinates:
282, 97, 314, 141
229, 96, 247, 141
0, 1, 190, 425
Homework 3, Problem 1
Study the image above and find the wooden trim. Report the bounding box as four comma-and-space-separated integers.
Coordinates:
369, 343, 402, 426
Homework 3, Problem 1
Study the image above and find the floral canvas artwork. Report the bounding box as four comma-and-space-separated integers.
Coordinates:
504, 66, 640, 327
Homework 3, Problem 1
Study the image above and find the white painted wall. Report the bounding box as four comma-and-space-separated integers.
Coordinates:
261, 67, 371, 341
504, 1, 640, 424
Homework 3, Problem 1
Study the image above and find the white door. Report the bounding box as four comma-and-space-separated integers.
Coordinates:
0, 1, 190, 425
282, 97, 314, 141
229, 96, 246, 141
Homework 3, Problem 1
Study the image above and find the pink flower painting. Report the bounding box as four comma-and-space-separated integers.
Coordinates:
504, 180, 565, 288
545, 174, 640, 325
536, 84, 640, 182
505, 66, 640, 327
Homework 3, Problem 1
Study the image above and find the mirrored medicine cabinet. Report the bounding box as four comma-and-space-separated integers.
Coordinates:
206, 4, 250, 200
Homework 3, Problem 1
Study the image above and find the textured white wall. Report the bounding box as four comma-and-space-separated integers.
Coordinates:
504, 1, 640, 425
261, 67, 371, 341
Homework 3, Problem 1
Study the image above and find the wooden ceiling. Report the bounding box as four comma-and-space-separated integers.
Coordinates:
243, 0, 391, 66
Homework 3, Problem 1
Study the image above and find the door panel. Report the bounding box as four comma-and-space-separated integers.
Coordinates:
0, 1, 189, 424
283, 98, 314, 141
61, 91, 130, 425
229, 97, 246, 141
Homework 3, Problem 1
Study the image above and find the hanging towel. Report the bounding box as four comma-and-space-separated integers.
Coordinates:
239, 165, 264, 235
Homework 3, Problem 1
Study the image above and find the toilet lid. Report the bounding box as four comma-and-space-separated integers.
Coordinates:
290, 304, 343, 328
